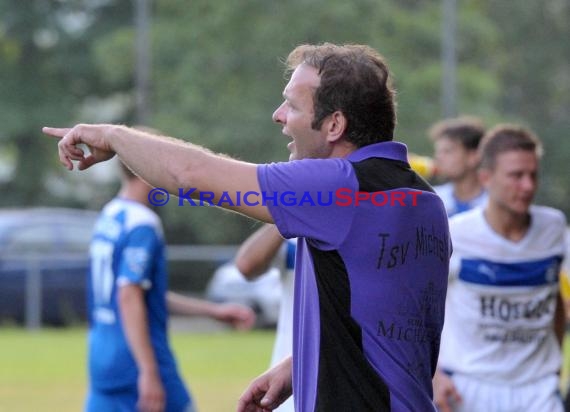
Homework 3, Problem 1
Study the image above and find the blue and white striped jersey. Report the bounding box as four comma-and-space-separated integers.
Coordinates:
439, 205, 566, 384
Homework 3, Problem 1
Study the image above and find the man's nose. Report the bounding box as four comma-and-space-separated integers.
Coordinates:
521, 174, 536, 191
272, 102, 286, 124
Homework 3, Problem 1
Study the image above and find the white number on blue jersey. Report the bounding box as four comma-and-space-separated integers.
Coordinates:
90, 239, 116, 324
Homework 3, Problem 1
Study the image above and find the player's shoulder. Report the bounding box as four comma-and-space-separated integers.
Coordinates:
530, 205, 567, 227
261, 157, 357, 191
127, 205, 161, 233
113, 198, 162, 234
528, 205, 567, 247
449, 207, 482, 231
447, 207, 487, 250
274, 157, 354, 176
433, 182, 453, 197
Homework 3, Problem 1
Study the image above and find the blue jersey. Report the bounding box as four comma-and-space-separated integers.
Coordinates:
87, 198, 190, 410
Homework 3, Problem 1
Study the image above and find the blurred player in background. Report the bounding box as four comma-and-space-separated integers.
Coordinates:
86, 162, 255, 412
235, 224, 296, 412
433, 125, 567, 412
429, 116, 488, 216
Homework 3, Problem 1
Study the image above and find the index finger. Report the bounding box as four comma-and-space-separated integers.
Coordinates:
237, 385, 264, 412
42, 127, 72, 139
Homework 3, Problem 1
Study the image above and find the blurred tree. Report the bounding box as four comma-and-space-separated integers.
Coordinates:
481, 0, 570, 214
0, 0, 130, 207
1, 0, 566, 241
90, 0, 500, 243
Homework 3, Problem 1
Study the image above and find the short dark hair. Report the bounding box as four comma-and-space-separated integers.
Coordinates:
478, 124, 543, 170
429, 116, 485, 151
286, 43, 397, 147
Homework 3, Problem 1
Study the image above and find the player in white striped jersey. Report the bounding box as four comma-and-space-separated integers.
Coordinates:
433, 124, 567, 412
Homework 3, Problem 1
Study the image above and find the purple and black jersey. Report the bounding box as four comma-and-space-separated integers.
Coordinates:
258, 142, 451, 412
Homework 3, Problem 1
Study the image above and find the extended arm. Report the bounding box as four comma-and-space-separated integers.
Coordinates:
166, 291, 255, 330
118, 284, 165, 412
42, 124, 272, 222
235, 224, 285, 280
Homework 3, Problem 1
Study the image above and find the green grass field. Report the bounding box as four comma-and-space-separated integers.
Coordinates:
0, 328, 275, 412
2, 328, 570, 412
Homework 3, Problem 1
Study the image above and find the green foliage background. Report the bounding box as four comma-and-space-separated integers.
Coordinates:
1, 0, 568, 243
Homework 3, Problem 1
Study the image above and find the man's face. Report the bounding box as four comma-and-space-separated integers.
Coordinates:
433, 137, 477, 181
481, 150, 538, 217
272, 64, 331, 161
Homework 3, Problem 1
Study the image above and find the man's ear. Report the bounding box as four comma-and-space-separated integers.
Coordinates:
324, 111, 347, 143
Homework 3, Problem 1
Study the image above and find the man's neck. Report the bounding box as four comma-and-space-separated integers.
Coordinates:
330, 139, 358, 158
118, 180, 150, 207
483, 203, 531, 242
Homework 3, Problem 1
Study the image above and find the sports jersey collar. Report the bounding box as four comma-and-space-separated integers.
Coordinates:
346, 141, 408, 163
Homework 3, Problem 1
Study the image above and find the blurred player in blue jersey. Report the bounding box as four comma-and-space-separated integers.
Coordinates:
433, 125, 567, 412
86, 163, 255, 412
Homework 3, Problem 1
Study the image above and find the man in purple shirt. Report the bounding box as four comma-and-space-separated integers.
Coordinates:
44, 43, 450, 412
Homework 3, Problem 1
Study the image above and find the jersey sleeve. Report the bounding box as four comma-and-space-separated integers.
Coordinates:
257, 159, 358, 250
116, 225, 160, 290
